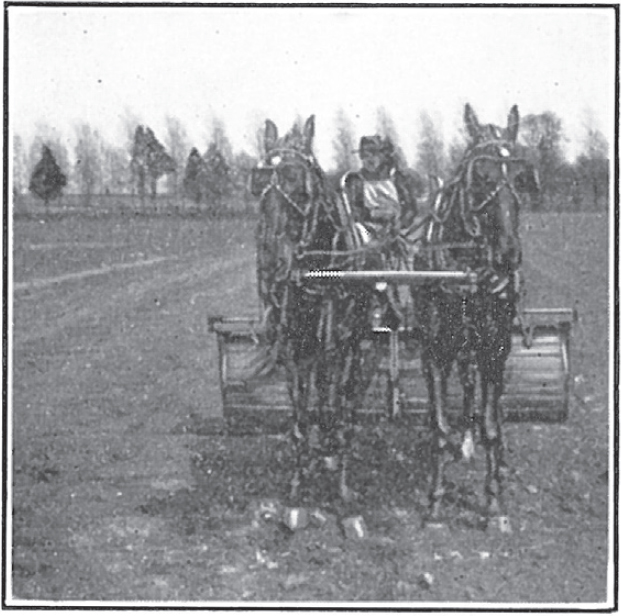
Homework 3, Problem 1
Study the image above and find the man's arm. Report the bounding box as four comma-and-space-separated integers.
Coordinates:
340, 171, 365, 223
395, 170, 419, 231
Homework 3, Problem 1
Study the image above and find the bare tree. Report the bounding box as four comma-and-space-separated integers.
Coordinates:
332, 107, 357, 175
231, 150, 258, 210
121, 108, 143, 150
12, 134, 29, 197
414, 111, 446, 178
164, 115, 189, 196
101, 145, 130, 195
254, 123, 266, 161
74, 123, 103, 204
575, 126, 609, 210
520, 111, 567, 208
208, 116, 234, 163
375, 106, 408, 168
203, 141, 233, 213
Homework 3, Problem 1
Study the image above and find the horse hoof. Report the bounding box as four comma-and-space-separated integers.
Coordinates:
282, 507, 309, 531
341, 515, 367, 540
486, 515, 512, 534
340, 486, 360, 503
461, 432, 476, 462
324, 456, 338, 471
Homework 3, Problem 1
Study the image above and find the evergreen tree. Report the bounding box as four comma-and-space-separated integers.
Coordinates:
130, 125, 176, 201
183, 148, 208, 205
29, 145, 67, 206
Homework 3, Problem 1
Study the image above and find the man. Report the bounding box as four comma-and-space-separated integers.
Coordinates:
341, 135, 418, 248
340, 136, 419, 328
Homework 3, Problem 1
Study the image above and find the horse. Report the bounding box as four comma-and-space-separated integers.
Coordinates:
410, 103, 533, 528
251, 116, 376, 507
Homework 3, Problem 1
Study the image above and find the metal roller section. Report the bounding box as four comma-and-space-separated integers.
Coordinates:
208, 308, 574, 434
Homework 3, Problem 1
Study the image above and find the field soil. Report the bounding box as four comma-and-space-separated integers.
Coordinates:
10, 208, 612, 605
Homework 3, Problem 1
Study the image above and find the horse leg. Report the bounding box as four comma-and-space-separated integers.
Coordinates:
426, 355, 452, 524
288, 363, 303, 502
287, 359, 312, 503
318, 346, 354, 504
458, 356, 477, 462
480, 372, 506, 522
336, 343, 358, 503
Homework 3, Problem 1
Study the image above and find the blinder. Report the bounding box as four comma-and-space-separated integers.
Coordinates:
250, 166, 275, 197
513, 162, 540, 195
251, 151, 315, 213
466, 146, 529, 216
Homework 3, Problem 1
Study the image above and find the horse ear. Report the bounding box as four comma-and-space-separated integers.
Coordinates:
464, 104, 481, 140
302, 115, 315, 153
265, 120, 278, 152
506, 105, 519, 142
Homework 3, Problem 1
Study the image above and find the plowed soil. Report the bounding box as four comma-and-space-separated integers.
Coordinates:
9, 209, 612, 606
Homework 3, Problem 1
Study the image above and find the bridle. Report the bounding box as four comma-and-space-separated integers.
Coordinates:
464, 140, 525, 214
252, 148, 318, 219
424, 138, 526, 280
253, 146, 352, 269
429, 139, 524, 241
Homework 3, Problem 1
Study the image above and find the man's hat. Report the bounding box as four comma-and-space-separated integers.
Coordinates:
356, 135, 394, 155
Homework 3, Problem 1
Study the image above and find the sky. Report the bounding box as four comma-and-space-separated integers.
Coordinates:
8, 5, 616, 169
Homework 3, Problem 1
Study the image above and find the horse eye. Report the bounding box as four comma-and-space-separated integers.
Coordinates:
473, 166, 489, 181
281, 165, 301, 183
473, 166, 496, 189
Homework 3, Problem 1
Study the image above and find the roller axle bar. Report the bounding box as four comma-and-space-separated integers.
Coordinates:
299, 269, 477, 285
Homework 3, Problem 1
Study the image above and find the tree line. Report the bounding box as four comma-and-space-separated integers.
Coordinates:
16, 108, 609, 212
410, 109, 608, 211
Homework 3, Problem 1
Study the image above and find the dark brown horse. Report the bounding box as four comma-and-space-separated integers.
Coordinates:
412, 104, 533, 528
252, 116, 375, 506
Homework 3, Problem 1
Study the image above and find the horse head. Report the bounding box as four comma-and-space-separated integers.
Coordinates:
253, 116, 348, 274
252, 116, 318, 243
460, 104, 526, 272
